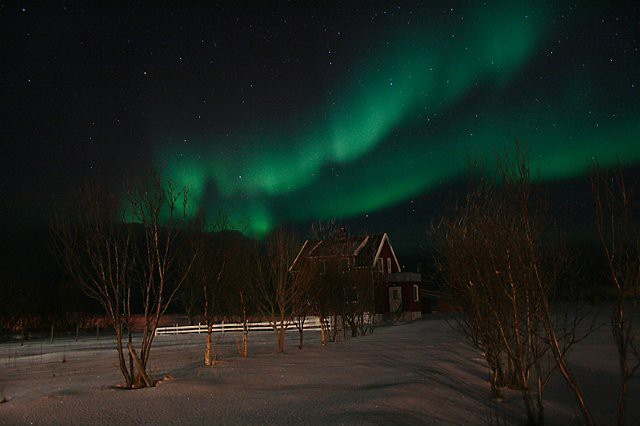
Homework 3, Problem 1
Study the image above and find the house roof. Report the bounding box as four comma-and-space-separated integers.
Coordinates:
290, 233, 400, 271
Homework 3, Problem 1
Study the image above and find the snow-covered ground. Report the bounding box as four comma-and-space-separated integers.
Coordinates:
0, 314, 637, 425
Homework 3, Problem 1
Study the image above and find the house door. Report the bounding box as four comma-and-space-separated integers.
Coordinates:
389, 286, 402, 315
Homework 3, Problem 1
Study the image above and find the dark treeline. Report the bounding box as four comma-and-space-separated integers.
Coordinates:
0, 226, 100, 339
0, 187, 616, 340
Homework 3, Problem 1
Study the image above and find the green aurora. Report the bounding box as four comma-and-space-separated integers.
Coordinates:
154, 3, 639, 237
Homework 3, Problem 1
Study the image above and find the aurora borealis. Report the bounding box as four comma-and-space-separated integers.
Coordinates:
2, 2, 639, 242
151, 2, 639, 237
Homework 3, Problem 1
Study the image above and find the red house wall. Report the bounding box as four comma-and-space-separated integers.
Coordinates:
401, 283, 422, 312
378, 240, 400, 273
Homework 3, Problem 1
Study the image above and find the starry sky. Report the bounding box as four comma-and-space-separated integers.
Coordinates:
1, 1, 638, 258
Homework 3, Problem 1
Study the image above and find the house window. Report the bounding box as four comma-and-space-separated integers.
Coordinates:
413, 285, 419, 302
387, 258, 392, 273
392, 289, 400, 300
377, 258, 384, 272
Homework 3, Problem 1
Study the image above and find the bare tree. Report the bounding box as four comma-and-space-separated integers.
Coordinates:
51, 174, 195, 388
308, 220, 344, 344
314, 260, 342, 345
592, 166, 640, 426
126, 171, 195, 386
434, 175, 520, 400
509, 151, 594, 426
291, 259, 321, 349
254, 228, 308, 353
340, 267, 378, 338
308, 221, 379, 342
310, 219, 343, 240
183, 211, 229, 366
50, 181, 136, 388
179, 266, 201, 326
434, 146, 594, 425
207, 236, 256, 358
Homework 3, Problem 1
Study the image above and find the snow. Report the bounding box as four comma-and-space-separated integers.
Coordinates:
0, 313, 637, 425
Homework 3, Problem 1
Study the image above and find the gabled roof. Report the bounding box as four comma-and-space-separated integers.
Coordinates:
291, 232, 400, 271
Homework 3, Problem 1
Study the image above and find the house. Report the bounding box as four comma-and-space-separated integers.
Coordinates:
386, 272, 424, 321
291, 231, 425, 322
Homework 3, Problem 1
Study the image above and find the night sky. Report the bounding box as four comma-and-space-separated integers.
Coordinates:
1, 2, 639, 258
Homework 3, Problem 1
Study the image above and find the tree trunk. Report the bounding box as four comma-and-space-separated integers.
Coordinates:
296, 316, 306, 349
539, 297, 594, 425
331, 314, 338, 342
494, 352, 505, 388
241, 293, 249, 357
517, 364, 536, 426
128, 342, 154, 388
278, 326, 285, 352
320, 316, 328, 346
536, 373, 545, 426
242, 329, 249, 357
115, 326, 133, 388
505, 356, 519, 388
487, 350, 503, 399
488, 367, 502, 399
205, 323, 213, 366
127, 326, 134, 385
522, 390, 537, 426
615, 299, 628, 426
616, 357, 628, 426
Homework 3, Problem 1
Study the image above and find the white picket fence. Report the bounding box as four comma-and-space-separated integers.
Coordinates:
155, 316, 330, 336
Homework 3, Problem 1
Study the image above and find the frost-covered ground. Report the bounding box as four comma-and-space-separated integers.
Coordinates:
0, 314, 637, 425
